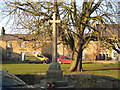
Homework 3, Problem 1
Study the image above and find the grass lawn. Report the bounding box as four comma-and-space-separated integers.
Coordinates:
1, 63, 120, 79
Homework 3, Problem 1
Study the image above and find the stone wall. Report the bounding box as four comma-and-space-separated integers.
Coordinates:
1, 40, 52, 61
16, 74, 120, 88
64, 74, 120, 88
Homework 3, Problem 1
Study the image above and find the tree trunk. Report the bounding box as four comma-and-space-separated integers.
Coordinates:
71, 51, 74, 60
71, 47, 75, 60
118, 54, 120, 62
70, 45, 83, 72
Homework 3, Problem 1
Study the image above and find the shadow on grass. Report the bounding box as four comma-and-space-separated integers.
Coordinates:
2, 62, 26, 64
82, 62, 93, 64
2, 62, 49, 64
84, 68, 120, 71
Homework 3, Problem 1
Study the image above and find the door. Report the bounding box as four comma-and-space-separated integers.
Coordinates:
21, 52, 25, 61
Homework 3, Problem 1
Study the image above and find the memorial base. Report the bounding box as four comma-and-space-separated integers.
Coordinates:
46, 62, 63, 80
46, 70, 63, 80
38, 79, 74, 89
45, 62, 74, 88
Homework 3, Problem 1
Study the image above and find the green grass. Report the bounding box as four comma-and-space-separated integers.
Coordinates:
66, 64, 120, 79
1, 63, 120, 79
2, 64, 49, 74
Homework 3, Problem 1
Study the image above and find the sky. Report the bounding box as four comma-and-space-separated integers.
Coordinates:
0, 0, 83, 34
0, 0, 119, 34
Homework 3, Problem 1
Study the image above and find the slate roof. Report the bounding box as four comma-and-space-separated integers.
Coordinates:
0, 24, 119, 41
96, 24, 120, 38
0, 34, 51, 41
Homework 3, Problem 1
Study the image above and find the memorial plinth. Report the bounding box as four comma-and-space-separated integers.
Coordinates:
47, 62, 63, 80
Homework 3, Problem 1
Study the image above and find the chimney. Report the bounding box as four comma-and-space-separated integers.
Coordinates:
0, 27, 5, 36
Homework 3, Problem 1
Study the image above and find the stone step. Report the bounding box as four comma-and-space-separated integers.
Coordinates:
47, 80, 69, 87
38, 85, 75, 89
38, 79, 74, 89
56, 85, 75, 88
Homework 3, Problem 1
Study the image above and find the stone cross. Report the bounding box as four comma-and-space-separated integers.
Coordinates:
49, 13, 60, 62
47, 13, 63, 80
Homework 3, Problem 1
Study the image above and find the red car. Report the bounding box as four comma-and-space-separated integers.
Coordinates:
57, 56, 72, 64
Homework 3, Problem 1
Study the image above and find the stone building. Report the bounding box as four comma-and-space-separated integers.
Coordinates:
96, 24, 120, 61
0, 27, 52, 62
0, 24, 119, 62
58, 24, 120, 61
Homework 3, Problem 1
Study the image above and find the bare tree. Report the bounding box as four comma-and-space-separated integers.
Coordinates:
1, 0, 119, 71
60, 0, 118, 71
99, 24, 120, 54
2, 0, 55, 39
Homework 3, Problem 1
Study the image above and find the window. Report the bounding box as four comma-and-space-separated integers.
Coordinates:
57, 45, 60, 48
20, 42, 26, 48
61, 57, 70, 59
37, 55, 43, 58
82, 53, 86, 58
61, 57, 65, 59
35, 42, 39, 47
6, 41, 12, 48
65, 57, 70, 59
6, 52, 11, 57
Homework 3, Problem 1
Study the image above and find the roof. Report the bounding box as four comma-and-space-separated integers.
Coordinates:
0, 34, 52, 41
96, 24, 120, 38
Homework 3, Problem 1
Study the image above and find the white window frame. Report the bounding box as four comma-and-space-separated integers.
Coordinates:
6, 41, 12, 48
20, 42, 26, 48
